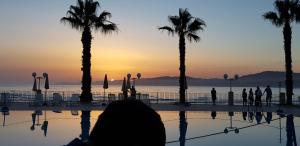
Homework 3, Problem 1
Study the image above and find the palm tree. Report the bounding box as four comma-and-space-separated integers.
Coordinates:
263, 0, 300, 105
159, 8, 206, 104
61, 0, 117, 102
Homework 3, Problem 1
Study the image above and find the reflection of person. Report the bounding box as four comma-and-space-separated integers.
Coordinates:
211, 111, 217, 119
263, 86, 272, 106
211, 88, 217, 105
242, 112, 247, 121
255, 112, 262, 124
89, 100, 166, 146
242, 88, 247, 106
265, 112, 272, 124
248, 88, 254, 106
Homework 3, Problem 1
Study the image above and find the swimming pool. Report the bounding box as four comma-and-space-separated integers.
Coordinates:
0, 110, 299, 146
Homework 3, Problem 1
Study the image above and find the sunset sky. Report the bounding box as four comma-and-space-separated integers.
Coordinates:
0, 0, 300, 84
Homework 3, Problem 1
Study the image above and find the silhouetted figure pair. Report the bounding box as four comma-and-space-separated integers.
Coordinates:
211, 88, 217, 105
248, 88, 254, 106
263, 85, 272, 106
255, 86, 262, 107
242, 88, 247, 106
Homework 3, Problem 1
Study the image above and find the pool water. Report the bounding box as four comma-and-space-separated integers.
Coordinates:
0, 110, 299, 146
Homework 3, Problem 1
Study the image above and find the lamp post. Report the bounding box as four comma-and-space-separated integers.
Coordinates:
132, 73, 142, 87
224, 74, 239, 106
32, 72, 49, 106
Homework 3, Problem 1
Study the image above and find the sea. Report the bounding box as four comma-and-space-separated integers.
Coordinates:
0, 84, 299, 96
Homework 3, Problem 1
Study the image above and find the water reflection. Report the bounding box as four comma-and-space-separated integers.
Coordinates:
80, 111, 90, 142
179, 111, 188, 146
211, 111, 217, 119
286, 115, 297, 146
41, 110, 48, 136
1, 106, 9, 126
0, 109, 298, 146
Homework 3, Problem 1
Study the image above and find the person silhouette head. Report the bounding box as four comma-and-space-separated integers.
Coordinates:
89, 100, 166, 146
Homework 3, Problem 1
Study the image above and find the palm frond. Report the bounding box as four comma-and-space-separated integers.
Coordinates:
290, 0, 300, 22
99, 11, 112, 21
158, 26, 175, 35
168, 16, 180, 28
186, 33, 200, 42
179, 8, 193, 29
187, 18, 206, 33
60, 17, 84, 30
95, 22, 118, 34
263, 11, 283, 27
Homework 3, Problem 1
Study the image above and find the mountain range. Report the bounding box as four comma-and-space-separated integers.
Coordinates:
58, 71, 300, 87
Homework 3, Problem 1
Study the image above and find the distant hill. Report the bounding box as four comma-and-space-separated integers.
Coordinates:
59, 71, 300, 87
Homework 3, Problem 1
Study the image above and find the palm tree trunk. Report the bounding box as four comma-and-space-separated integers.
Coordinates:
283, 22, 293, 105
179, 34, 186, 104
81, 27, 93, 102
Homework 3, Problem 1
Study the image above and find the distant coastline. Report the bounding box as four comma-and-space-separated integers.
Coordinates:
56, 71, 300, 88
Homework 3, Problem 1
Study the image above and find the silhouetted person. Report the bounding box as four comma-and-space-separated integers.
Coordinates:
255, 86, 262, 107
248, 88, 254, 106
242, 88, 247, 106
89, 100, 166, 146
263, 85, 272, 106
211, 111, 217, 119
211, 88, 217, 105
130, 86, 136, 99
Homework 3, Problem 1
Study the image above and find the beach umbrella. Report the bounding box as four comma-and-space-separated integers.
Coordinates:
43, 73, 49, 90
126, 74, 131, 90
32, 72, 37, 91
122, 77, 127, 92
103, 74, 109, 97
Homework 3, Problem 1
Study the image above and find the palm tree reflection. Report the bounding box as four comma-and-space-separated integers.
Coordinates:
80, 111, 91, 142
286, 115, 297, 146
179, 111, 187, 146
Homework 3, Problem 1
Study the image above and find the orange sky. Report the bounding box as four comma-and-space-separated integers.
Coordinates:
0, 0, 299, 84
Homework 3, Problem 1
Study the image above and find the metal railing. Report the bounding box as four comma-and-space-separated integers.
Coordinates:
0, 90, 299, 105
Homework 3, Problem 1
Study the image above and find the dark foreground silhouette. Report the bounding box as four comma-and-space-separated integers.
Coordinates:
67, 100, 166, 146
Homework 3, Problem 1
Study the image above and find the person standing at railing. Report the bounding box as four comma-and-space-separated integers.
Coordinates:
263, 85, 272, 106
130, 86, 136, 99
255, 86, 262, 107
248, 88, 254, 106
242, 88, 247, 106
211, 88, 217, 105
